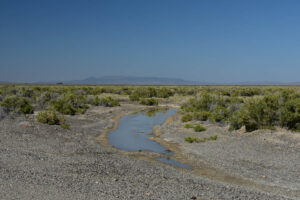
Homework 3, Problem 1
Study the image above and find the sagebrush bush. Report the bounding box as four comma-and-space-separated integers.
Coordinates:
193, 124, 206, 132
90, 96, 100, 106
184, 136, 199, 143
209, 106, 227, 123
229, 111, 243, 131
139, 98, 158, 106
37, 110, 69, 129
181, 113, 193, 122
100, 96, 120, 107
193, 111, 210, 121
37, 110, 62, 125
184, 123, 194, 128
279, 98, 300, 131
1, 95, 34, 114
50, 94, 88, 115
185, 135, 218, 143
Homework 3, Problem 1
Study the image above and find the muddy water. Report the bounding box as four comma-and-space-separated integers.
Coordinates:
108, 108, 192, 169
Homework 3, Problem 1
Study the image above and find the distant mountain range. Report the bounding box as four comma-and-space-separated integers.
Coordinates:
64, 76, 199, 85
1, 76, 300, 85
61, 77, 300, 85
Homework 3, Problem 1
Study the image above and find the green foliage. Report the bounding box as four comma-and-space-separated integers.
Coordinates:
185, 135, 218, 143
193, 124, 206, 132
36, 110, 66, 126
193, 111, 210, 121
50, 94, 88, 115
100, 96, 120, 107
184, 136, 200, 143
91, 96, 100, 106
184, 123, 194, 128
1, 95, 34, 114
129, 93, 140, 101
182, 92, 212, 112
2, 85, 300, 133
157, 88, 174, 98
240, 99, 270, 132
181, 113, 193, 122
51, 99, 77, 115
239, 88, 261, 96
229, 111, 243, 131
139, 98, 158, 106
209, 106, 227, 122
279, 98, 300, 131
60, 124, 70, 129
37, 110, 58, 125
129, 87, 174, 101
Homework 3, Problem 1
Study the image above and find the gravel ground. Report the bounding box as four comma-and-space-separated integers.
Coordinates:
159, 114, 300, 199
0, 103, 295, 199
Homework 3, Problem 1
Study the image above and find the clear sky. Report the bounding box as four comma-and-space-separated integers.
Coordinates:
1, 0, 300, 83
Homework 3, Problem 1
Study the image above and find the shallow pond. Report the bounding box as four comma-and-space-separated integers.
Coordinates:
108, 108, 192, 169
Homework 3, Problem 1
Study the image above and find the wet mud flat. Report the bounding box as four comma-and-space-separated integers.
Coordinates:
0, 103, 295, 199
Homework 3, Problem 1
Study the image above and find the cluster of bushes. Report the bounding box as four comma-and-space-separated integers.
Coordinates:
184, 135, 218, 143
129, 87, 174, 102
36, 110, 69, 129
91, 96, 120, 107
139, 98, 158, 106
184, 123, 206, 132
0, 95, 34, 114
1, 85, 300, 133
50, 94, 88, 115
180, 89, 300, 132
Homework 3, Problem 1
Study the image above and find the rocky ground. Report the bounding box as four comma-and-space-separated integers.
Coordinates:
0, 103, 298, 199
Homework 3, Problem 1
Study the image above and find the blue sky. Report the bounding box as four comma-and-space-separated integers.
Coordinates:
1, 0, 300, 83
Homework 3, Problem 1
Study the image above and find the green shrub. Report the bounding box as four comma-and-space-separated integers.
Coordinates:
129, 87, 158, 101
193, 111, 210, 121
37, 110, 69, 128
37, 110, 62, 125
184, 136, 200, 143
184, 123, 194, 128
279, 98, 300, 131
60, 124, 70, 129
181, 113, 193, 122
209, 106, 227, 122
139, 98, 158, 106
50, 94, 88, 115
209, 135, 218, 140
229, 111, 243, 131
1, 95, 34, 114
181, 92, 212, 112
91, 96, 100, 106
100, 96, 120, 107
129, 93, 140, 101
193, 124, 206, 132
51, 99, 77, 115
157, 88, 174, 98
185, 135, 218, 143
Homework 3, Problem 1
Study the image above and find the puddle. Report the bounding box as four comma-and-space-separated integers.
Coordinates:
155, 157, 193, 169
108, 107, 191, 169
